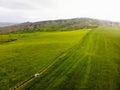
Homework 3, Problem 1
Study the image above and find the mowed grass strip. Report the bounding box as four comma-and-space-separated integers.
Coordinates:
0, 30, 89, 90
23, 27, 120, 90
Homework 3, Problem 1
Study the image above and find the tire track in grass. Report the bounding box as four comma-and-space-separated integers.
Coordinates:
87, 30, 120, 90
45, 30, 95, 89
93, 32, 112, 90
75, 29, 120, 90
45, 55, 86, 89
11, 47, 72, 90
79, 55, 91, 89
105, 34, 120, 90
78, 30, 99, 89
108, 60, 119, 90
32, 30, 92, 89
11, 45, 77, 90
95, 59, 118, 90
48, 56, 89, 90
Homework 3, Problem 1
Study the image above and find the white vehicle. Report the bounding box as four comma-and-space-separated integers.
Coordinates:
34, 73, 40, 77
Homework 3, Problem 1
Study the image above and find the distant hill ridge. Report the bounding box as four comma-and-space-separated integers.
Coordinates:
0, 18, 120, 33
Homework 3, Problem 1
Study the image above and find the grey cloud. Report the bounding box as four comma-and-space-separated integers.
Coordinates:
0, 0, 35, 10
0, 13, 28, 22
30, 0, 58, 8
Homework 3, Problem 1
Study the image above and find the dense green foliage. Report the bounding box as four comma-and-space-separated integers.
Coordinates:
0, 30, 88, 90
0, 34, 19, 44
23, 27, 120, 90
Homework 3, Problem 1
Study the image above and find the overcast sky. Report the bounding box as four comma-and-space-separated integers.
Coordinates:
0, 0, 120, 22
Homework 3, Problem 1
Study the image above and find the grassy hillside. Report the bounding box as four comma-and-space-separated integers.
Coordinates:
22, 27, 120, 90
0, 29, 89, 90
1, 18, 120, 33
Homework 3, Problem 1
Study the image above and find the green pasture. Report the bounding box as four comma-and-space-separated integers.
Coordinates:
23, 27, 120, 90
0, 30, 88, 90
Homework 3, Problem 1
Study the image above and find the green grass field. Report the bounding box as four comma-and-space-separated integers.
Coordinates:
22, 27, 120, 90
0, 29, 89, 90
0, 27, 120, 90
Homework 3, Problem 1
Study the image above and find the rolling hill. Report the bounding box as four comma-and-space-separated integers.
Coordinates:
0, 18, 120, 33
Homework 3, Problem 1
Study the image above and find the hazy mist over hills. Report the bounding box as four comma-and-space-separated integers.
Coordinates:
0, 22, 17, 27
